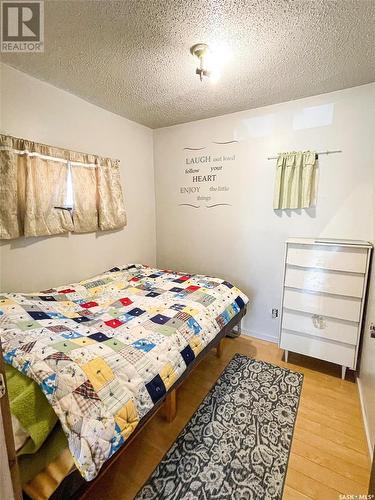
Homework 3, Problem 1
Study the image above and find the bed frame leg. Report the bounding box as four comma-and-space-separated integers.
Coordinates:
216, 339, 224, 358
226, 319, 242, 338
165, 389, 177, 423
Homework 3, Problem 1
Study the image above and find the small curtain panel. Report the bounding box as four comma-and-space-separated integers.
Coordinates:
0, 134, 127, 239
273, 151, 317, 210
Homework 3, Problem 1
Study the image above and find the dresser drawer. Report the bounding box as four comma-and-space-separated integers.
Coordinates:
283, 288, 362, 322
285, 266, 365, 298
280, 330, 356, 368
282, 309, 359, 345
287, 244, 368, 273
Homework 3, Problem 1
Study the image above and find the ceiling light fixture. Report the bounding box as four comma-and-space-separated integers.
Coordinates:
190, 43, 211, 82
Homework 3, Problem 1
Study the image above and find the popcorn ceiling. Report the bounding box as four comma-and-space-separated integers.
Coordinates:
2, 0, 374, 128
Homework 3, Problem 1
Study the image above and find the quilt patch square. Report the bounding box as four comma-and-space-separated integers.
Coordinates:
105, 318, 123, 328
235, 296, 245, 310
189, 337, 203, 356
159, 362, 177, 390
28, 311, 51, 321
61, 330, 82, 340
81, 301, 98, 309
39, 295, 57, 301
183, 306, 199, 316
150, 314, 169, 325
71, 337, 96, 347
155, 325, 176, 336
73, 316, 91, 324
170, 303, 185, 312
109, 267, 121, 272
132, 339, 155, 353
72, 392, 99, 416
223, 281, 234, 289
128, 308, 145, 317
20, 341, 36, 353
44, 351, 72, 363
98, 379, 127, 414
187, 318, 202, 334
180, 345, 195, 366
216, 314, 226, 328
67, 347, 98, 365
47, 325, 70, 333
146, 291, 160, 298
103, 338, 126, 351
82, 358, 115, 392
52, 340, 81, 353
166, 317, 184, 329
45, 312, 66, 320
39, 374, 57, 396
145, 374, 166, 403
108, 308, 122, 318
173, 275, 190, 283
17, 320, 42, 331
119, 346, 143, 364
200, 295, 216, 307
89, 332, 110, 343
74, 380, 100, 400
175, 311, 192, 322
116, 313, 134, 324
119, 297, 133, 307
115, 400, 139, 439
0, 296, 14, 306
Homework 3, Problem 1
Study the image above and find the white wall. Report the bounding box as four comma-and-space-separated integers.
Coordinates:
358, 103, 375, 457
0, 64, 156, 291
154, 83, 375, 343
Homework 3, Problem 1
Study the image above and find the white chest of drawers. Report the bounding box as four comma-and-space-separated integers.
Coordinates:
278, 238, 372, 379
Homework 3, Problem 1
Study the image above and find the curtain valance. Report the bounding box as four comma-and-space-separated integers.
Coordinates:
273, 151, 317, 210
0, 134, 127, 239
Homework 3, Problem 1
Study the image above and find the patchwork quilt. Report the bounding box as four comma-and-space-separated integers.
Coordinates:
0, 264, 248, 481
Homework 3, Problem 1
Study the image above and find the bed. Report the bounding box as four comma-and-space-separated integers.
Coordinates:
0, 264, 248, 498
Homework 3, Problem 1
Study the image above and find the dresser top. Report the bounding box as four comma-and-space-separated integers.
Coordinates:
287, 237, 372, 248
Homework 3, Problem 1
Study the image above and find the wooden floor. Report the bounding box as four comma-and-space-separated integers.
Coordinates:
86, 335, 371, 500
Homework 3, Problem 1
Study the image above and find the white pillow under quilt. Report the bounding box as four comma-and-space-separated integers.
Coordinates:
11, 414, 29, 451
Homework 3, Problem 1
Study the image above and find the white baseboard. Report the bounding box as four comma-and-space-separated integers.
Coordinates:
240, 328, 278, 344
357, 376, 374, 460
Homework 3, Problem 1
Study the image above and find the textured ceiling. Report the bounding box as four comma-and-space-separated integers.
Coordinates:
1, 0, 375, 128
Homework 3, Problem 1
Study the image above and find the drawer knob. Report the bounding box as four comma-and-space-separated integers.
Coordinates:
312, 314, 326, 329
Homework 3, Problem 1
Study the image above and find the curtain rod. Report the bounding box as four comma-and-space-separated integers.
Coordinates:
0, 147, 99, 168
267, 150, 342, 160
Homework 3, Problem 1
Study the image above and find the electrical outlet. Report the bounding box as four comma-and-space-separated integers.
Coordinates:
272, 308, 279, 319
370, 323, 375, 339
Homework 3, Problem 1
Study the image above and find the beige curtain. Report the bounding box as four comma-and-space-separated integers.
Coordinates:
71, 165, 99, 233
273, 151, 317, 210
0, 136, 73, 239
97, 159, 127, 230
0, 134, 127, 239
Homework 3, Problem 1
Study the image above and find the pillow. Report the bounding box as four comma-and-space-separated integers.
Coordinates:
5, 363, 58, 455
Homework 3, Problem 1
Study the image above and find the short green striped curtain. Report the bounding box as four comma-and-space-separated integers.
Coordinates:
273, 151, 317, 210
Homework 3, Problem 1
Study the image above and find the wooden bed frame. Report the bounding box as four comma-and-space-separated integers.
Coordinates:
1, 307, 246, 500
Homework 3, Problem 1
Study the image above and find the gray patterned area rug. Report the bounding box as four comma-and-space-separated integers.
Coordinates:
136, 354, 303, 500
